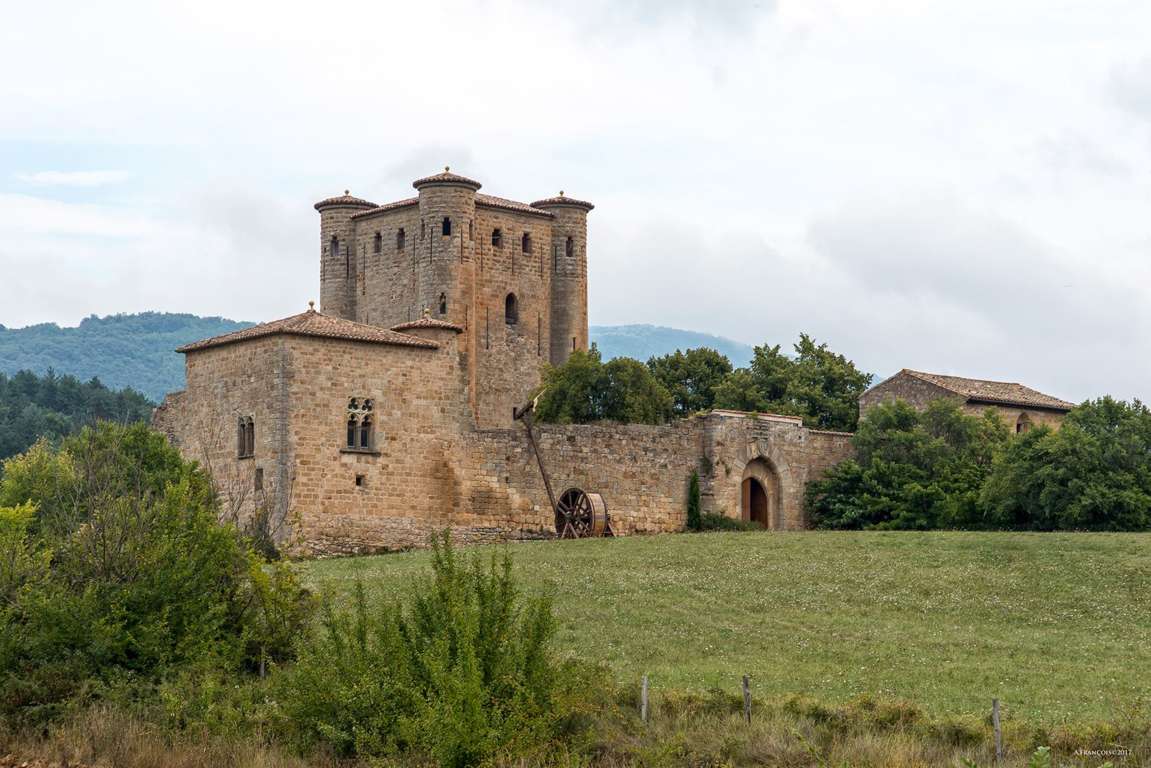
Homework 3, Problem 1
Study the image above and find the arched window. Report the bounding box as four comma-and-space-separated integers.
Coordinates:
438, 292, 447, 315
359, 414, 373, 449
1016, 413, 1032, 434
346, 415, 357, 448
373, 232, 382, 254
238, 417, 254, 458
492, 228, 502, 248
442, 217, 452, 237
521, 232, 531, 254
397, 228, 406, 251
505, 293, 519, 325
330, 235, 338, 257
566, 236, 574, 258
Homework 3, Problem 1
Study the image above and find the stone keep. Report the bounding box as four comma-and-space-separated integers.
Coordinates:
154, 170, 854, 555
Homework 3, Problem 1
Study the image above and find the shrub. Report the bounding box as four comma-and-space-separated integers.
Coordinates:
805, 399, 1009, 530
0, 422, 312, 725
698, 512, 761, 532
981, 397, 1151, 530
279, 532, 600, 767
686, 471, 701, 531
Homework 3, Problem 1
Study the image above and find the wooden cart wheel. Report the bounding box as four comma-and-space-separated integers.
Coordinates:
556, 488, 609, 538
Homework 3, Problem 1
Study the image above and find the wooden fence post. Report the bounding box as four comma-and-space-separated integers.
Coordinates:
992, 698, 1003, 763
742, 675, 751, 724
641, 675, 649, 723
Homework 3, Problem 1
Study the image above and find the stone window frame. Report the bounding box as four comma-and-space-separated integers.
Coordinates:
491, 228, 503, 248
438, 292, 448, 316
237, 416, 255, 459
442, 217, 452, 237
521, 231, 532, 254
343, 397, 380, 455
565, 236, 574, 258
373, 231, 382, 254
396, 228, 406, 251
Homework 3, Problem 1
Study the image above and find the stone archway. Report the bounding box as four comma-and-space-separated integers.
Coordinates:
741, 457, 781, 529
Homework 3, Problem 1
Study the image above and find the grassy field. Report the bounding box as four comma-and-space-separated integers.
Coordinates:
302, 531, 1151, 723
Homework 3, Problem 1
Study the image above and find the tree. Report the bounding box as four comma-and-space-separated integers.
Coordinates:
646, 348, 732, 417
805, 399, 1009, 530
0, 369, 154, 464
535, 346, 673, 425
713, 334, 872, 431
980, 397, 1151, 530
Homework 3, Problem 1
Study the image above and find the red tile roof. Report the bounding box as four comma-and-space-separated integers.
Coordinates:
177, 307, 439, 353
412, 168, 482, 191
349, 197, 419, 220
390, 317, 464, 333
531, 193, 594, 211
900, 369, 1075, 411
313, 191, 377, 211
476, 193, 554, 218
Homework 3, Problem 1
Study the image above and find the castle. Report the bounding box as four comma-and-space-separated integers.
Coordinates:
153, 169, 855, 554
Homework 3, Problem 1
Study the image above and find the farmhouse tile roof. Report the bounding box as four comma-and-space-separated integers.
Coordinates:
313, 191, 377, 211
412, 167, 482, 191
901, 369, 1075, 411
177, 306, 438, 352
390, 317, 464, 333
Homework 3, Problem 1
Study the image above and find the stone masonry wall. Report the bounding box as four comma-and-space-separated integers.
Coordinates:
154, 336, 294, 542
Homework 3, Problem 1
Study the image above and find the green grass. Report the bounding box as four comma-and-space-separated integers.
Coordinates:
301, 531, 1151, 723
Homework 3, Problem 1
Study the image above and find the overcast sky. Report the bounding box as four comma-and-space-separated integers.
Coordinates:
2, 0, 1150, 402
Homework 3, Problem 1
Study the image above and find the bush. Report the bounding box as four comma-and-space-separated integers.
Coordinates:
279, 532, 601, 767
698, 512, 761, 532
805, 399, 1009, 529
981, 397, 1151, 530
686, 471, 702, 531
0, 422, 312, 725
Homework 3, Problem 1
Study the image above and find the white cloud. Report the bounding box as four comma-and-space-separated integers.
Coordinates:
14, 170, 131, 187
2, 0, 1151, 402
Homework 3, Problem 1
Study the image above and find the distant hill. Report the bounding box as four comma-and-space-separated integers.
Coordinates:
0, 313, 253, 402
591, 324, 754, 368
0, 314, 755, 402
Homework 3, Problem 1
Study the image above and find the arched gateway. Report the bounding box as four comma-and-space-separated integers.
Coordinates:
740, 457, 781, 529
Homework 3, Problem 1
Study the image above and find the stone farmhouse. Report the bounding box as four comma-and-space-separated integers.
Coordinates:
154, 169, 853, 554
860, 369, 1075, 433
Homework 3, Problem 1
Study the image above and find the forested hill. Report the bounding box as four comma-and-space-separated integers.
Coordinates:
0, 313, 753, 402
0, 313, 253, 401
0, 369, 155, 461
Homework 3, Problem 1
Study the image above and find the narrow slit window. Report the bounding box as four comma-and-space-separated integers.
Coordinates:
254, 467, 263, 492
347, 415, 357, 448
442, 217, 452, 236
397, 228, 406, 251
438, 292, 447, 315
566, 236, 574, 258
521, 232, 531, 254
373, 232, 382, 254
505, 293, 519, 325
492, 228, 502, 248
246, 418, 255, 457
